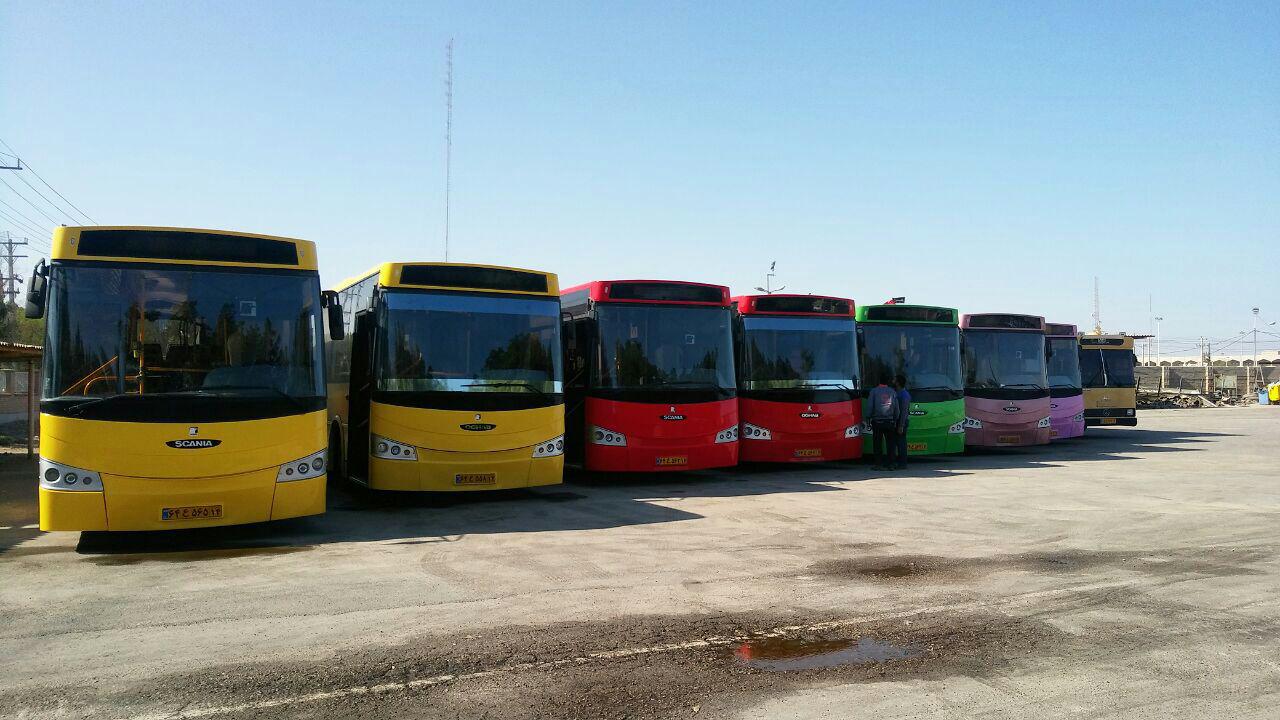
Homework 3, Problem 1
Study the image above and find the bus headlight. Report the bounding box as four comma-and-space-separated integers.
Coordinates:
844, 424, 861, 438
277, 450, 327, 482
590, 426, 627, 446
1126, 408, 1135, 416
1037, 416, 1053, 429
741, 423, 771, 440
39, 458, 102, 492
963, 416, 983, 429
948, 421, 966, 434
533, 435, 565, 458
1072, 412, 1085, 422
371, 436, 417, 461
715, 425, 739, 443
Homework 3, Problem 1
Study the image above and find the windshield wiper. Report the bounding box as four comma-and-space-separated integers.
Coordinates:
191, 386, 307, 409
800, 382, 855, 389
1000, 383, 1046, 389
911, 385, 959, 392
462, 381, 546, 396
657, 380, 722, 388
55, 394, 136, 418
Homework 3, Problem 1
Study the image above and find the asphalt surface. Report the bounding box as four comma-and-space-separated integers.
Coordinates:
1, 407, 1278, 719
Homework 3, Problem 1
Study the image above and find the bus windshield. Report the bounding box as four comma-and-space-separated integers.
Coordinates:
1080, 348, 1136, 388
1046, 337, 1083, 390
740, 316, 858, 391
963, 330, 1048, 392
860, 324, 962, 401
378, 291, 563, 395
594, 304, 734, 392
42, 264, 326, 421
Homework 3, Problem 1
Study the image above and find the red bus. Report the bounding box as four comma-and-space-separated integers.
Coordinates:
561, 280, 739, 472
732, 294, 863, 463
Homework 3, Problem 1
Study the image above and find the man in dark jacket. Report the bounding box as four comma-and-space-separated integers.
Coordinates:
894, 374, 912, 470
867, 381, 899, 470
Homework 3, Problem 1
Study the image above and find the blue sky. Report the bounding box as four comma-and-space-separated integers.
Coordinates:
2, 1, 1277, 357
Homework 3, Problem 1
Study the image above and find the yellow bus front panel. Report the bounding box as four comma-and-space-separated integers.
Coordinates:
1083, 387, 1138, 426
366, 401, 564, 491
39, 411, 327, 531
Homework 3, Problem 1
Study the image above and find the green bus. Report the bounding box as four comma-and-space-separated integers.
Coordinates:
856, 304, 965, 455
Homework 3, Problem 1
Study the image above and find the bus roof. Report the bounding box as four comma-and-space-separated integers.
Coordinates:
732, 293, 855, 317
1078, 334, 1135, 349
1045, 322, 1078, 338
960, 313, 1046, 332
561, 280, 730, 307
50, 226, 318, 271
855, 304, 958, 325
334, 262, 559, 297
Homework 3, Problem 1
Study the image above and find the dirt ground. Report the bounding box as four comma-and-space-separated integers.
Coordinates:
1, 407, 1278, 719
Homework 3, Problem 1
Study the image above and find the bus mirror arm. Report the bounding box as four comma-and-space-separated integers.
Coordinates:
322, 290, 345, 341
561, 311, 576, 351
24, 259, 48, 320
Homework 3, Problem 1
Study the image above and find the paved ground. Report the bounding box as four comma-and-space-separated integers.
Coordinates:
1, 407, 1278, 719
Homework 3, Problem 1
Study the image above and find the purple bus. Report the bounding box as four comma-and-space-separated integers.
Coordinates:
1045, 323, 1085, 440
960, 313, 1051, 447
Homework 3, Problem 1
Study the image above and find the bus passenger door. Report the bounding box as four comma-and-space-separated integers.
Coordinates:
347, 310, 375, 482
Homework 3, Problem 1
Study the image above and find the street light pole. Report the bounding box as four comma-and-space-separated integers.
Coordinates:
1154, 317, 1163, 365
1253, 308, 1260, 388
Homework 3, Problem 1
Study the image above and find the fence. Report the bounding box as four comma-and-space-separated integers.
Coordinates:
1136, 365, 1280, 396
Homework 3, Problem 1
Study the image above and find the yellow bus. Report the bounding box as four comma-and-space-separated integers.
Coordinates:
29, 226, 342, 531
1078, 334, 1138, 426
325, 263, 564, 491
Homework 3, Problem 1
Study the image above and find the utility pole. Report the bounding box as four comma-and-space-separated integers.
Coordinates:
1253, 307, 1260, 390
443, 38, 454, 263
0, 231, 28, 306
1091, 277, 1102, 335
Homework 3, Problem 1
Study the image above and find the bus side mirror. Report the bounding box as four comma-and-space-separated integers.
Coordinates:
25, 260, 47, 319
322, 290, 345, 341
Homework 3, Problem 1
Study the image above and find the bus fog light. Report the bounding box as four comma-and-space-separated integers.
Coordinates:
38, 458, 102, 492
533, 435, 565, 458
844, 424, 861, 438
948, 421, 966, 434
741, 423, 771, 440
1126, 408, 1135, 416
1037, 416, 1052, 429
371, 435, 417, 461
589, 426, 626, 446
1072, 412, 1085, 422
715, 425, 739, 443
277, 450, 328, 482
963, 416, 983, 429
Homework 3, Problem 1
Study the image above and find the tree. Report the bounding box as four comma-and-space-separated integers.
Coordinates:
0, 303, 43, 345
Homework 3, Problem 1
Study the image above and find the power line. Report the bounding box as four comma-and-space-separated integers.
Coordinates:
0, 197, 52, 235
0, 206, 49, 239
0, 175, 60, 225
8, 168, 80, 225
0, 137, 96, 225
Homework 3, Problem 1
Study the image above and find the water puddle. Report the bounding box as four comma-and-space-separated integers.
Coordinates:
858, 563, 922, 579
730, 636, 920, 671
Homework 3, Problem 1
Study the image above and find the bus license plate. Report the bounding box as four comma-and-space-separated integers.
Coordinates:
907, 442, 928, 452
655, 456, 688, 466
997, 434, 1021, 444
160, 505, 223, 521
794, 448, 822, 458
1101, 418, 1117, 425
455, 473, 496, 486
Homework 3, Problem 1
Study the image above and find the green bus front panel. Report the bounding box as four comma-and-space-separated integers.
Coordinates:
862, 397, 966, 455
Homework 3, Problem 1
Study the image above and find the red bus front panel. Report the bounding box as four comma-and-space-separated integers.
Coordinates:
737, 397, 862, 462
583, 397, 738, 472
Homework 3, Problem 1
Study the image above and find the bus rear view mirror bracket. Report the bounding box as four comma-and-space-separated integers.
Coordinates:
322, 290, 345, 340
25, 259, 48, 319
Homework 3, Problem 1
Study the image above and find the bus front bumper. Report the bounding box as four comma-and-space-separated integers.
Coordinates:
739, 433, 862, 463
369, 447, 564, 491
1084, 408, 1137, 427
964, 424, 1052, 447
899, 426, 966, 456
39, 470, 325, 532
